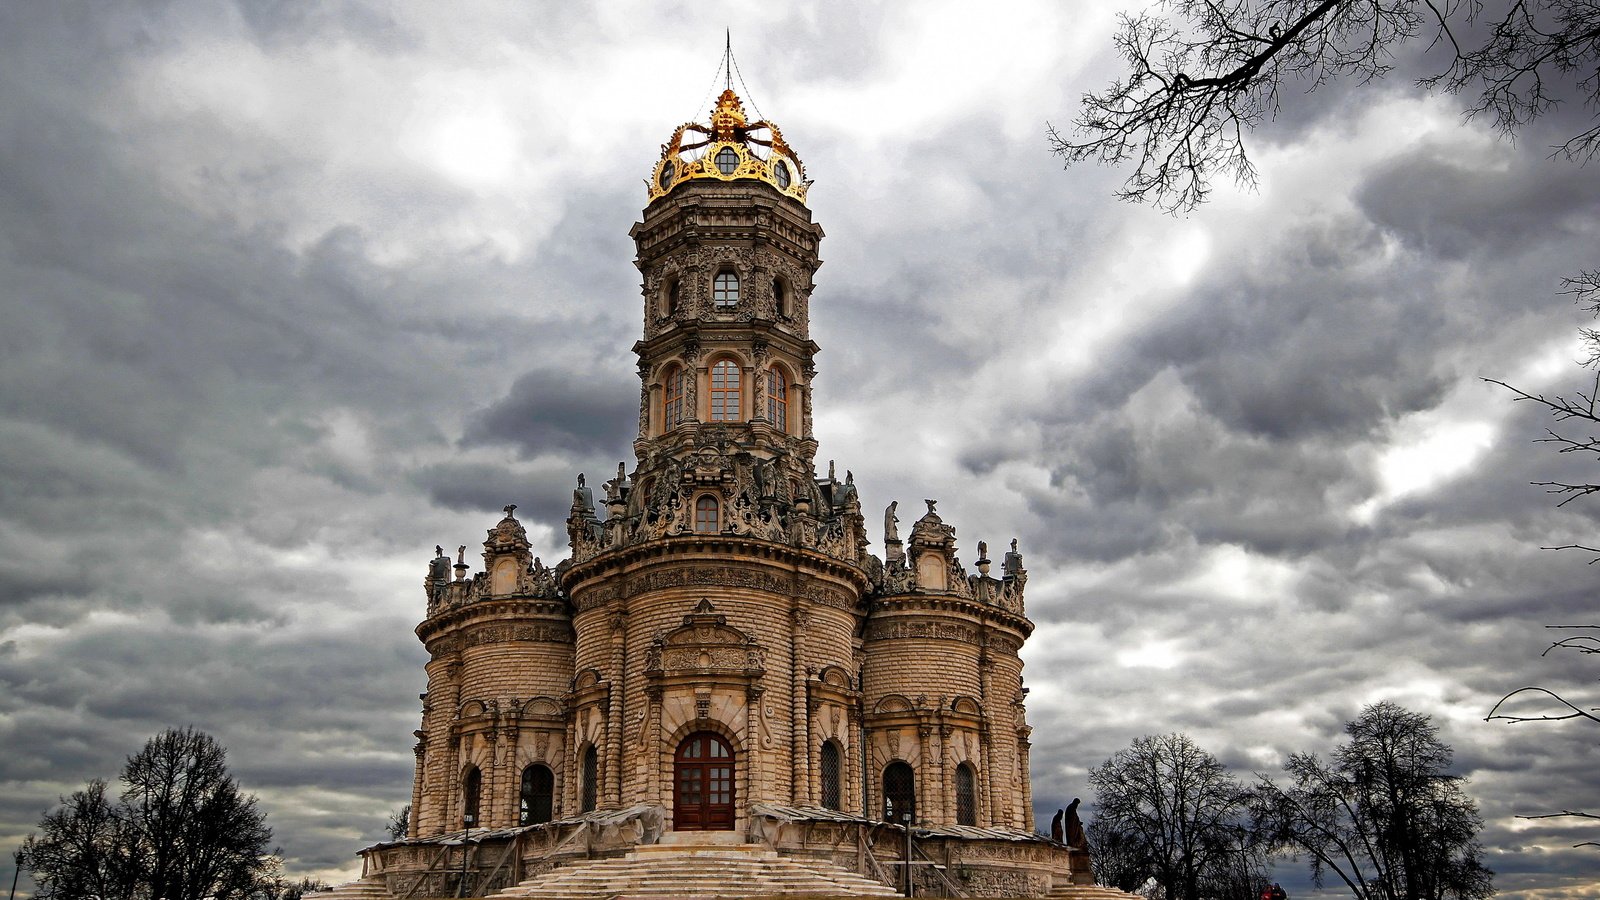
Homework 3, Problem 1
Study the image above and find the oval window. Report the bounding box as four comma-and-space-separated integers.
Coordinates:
658, 164, 674, 189
715, 146, 739, 175
774, 160, 791, 189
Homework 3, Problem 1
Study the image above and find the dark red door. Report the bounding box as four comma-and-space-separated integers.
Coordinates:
674, 732, 735, 830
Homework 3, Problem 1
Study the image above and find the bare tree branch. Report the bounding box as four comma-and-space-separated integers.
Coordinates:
1056, 1, 1600, 212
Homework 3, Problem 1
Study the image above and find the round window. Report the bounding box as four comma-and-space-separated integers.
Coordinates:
715, 146, 739, 175
658, 164, 674, 189
774, 160, 791, 189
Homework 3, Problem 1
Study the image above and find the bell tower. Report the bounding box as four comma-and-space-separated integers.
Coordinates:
629, 88, 823, 507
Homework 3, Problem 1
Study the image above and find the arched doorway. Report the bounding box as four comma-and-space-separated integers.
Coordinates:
883, 760, 915, 823
674, 731, 735, 830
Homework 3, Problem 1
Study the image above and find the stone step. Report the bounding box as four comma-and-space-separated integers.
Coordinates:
487, 844, 900, 899
1046, 885, 1146, 899
309, 877, 395, 900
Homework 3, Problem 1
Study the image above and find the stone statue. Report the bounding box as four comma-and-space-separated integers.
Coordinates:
1004, 538, 1024, 578
753, 457, 770, 498
924, 499, 937, 515
1050, 808, 1064, 843
977, 540, 988, 561
884, 501, 899, 543
502, 504, 517, 518
456, 545, 466, 566
1065, 798, 1086, 849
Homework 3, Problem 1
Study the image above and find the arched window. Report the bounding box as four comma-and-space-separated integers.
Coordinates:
663, 366, 685, 429
766, 368, 788, 433
661, 278, 679, 317
462, 765, 482, 826
520, 764, 554, 826
955, 763, 978, 826
709, 360, 741, 421
773, 277, 788, 316
713, 271, 740, 309
883, 761, 916, 823
820, 741, 843, 811
580, 745, 598, 813
714, 146, 739, 175
695, 495, 720, 533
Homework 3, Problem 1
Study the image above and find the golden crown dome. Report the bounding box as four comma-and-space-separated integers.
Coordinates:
648, 89, 809, 203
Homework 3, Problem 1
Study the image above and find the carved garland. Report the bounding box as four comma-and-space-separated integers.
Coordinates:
574, 565, 856, 612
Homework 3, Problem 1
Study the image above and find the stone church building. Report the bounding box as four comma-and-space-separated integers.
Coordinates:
338, 87, 1102, 899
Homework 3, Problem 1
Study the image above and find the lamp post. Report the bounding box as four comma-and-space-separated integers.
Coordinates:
901, 811, 914, 898
9, 848, 21, 900
458, 813, 475, 898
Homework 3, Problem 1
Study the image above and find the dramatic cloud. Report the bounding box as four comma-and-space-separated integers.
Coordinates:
1, 2, 1597, 897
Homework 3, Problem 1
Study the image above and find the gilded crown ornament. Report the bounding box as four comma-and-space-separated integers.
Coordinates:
648, 88, 809, 203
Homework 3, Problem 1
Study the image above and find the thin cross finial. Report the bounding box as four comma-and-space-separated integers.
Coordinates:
724, 29, 733, 91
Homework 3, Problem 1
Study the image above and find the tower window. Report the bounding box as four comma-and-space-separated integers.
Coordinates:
520, 764, 554, 826
713, 271, 740, 309
773, 278, 789, 317
774, 159, 791, 189
695, 495, 720, 533
709, 360, 741, 421
581, 745, 598, 813
956, 763, 978, 826
767, 368, 788, 433
661, 278, 679, 317
663, 366, 685, 429
820, 740, 842, 811
462, 765, 482, 826
715, 146, 739, 175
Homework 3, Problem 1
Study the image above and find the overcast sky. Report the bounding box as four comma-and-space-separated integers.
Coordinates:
2, 2, 1597, 897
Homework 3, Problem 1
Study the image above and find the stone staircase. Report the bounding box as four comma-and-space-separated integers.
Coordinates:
309, 876, 394, 899
1045, 884, 1145, 899
486, 838, 902, 899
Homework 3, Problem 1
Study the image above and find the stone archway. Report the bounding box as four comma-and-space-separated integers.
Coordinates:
673, 731, 735, 830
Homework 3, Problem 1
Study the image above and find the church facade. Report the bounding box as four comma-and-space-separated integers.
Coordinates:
363, 88, 1087, 898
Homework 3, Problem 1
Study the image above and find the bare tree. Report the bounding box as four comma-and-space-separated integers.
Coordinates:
21, 728, 276, 900
1259, 702, 1493, 899
1086, 816, 1153, 892
1052, 0, 1600, 213
19, 779, 137, 900
1476, 271, 1600, 842
1089, 733, 1266, 900
256, 875, 331, 900
386, 805, 411, 842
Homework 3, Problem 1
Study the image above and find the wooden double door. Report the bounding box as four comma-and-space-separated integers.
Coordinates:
674, 732, 735, 830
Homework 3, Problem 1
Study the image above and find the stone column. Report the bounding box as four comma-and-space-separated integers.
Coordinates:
917, 723, 936, 825
800, 382, 814, 439
847, 706, 863, 817
745, 686, 764, 810
1018, 728, 1034, 831
645, 687, 663, 805
563, 711, 579, 815
939, 722, 954, 824
608, 613, 626, 807
410, 739, 426, 838
752, 364, 768, 423
790, 605, 809, 804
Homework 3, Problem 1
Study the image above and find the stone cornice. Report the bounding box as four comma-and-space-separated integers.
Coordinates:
867, 593, 1034, 639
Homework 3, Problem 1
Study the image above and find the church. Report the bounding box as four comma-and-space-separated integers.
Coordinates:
328, 85, 1108, 899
